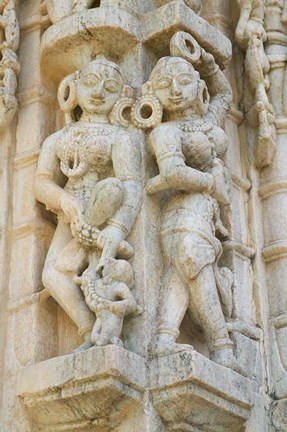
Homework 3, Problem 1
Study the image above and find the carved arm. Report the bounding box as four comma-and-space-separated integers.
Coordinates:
196, 50, 232, 127
110, 131, 143, 236
146, 126, 214, 194
34, 134, 72, 214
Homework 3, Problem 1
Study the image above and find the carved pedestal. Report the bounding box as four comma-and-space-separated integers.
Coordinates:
17, 346, 146, 431
150, 351, 257, 432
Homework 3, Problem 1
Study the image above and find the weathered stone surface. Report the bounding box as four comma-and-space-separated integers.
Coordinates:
150, 350, 255, 431
1, 0, 287, 431
17, 346, 146, 431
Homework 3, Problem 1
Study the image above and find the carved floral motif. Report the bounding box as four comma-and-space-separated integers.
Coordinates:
34, 57, 142, 351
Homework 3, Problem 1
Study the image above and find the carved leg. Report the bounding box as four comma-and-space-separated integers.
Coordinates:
42, 221, 95, 341
91, 317, 102, 344
153, 265, 192, 356
180, 264, 244, 374
95, 311, 124, 347
85, 177, 123, 227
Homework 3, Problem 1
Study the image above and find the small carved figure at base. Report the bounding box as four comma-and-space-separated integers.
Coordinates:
76, 258, 142, 347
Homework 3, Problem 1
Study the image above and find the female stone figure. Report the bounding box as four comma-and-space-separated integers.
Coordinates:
35, 56, 142, 351
134, 32, 239, 371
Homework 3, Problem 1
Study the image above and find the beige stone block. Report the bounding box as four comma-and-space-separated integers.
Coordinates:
40, 8, 141, 83
17, 346, 146, 431
9, 223, 54, 298
16, 101, 56, 155
150, 350, 256, 432
143, 1, 232, 68
13, 163, 38, 226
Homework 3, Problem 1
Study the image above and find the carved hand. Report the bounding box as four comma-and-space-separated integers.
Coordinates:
109, 302, 127, 316
97, 226, 126, 265
60, 193, 84, 224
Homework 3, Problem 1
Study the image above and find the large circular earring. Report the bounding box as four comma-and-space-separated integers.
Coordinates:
170, 31, 201, 64
196, 80, 210, 115
58, 73, 78, 124
109, 85, 135, 128
131, 82, 163, 130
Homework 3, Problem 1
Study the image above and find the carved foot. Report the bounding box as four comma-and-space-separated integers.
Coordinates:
73, 338, 94, 353
95, 336, 124, 348
210, 349, 247, 377
151, 342, 194, 358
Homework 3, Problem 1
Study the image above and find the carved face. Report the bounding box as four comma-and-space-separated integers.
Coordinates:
77, 61, 124, 115
151, 58, 200, 113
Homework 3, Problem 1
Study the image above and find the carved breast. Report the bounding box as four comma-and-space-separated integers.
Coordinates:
57, 125, 114, 178
179, 120, 228, 169
181, 130, 212, 170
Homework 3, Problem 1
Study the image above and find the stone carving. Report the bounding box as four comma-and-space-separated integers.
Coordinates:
75, 258, 142, 347
40, 0, 96, 24
236, 0, 276, 168
34, 57, 142, 351
282, 0, 287, 24
271, 399, 287, 432
0, 0, 19, 130
156, 0, 202, 14
133, 31, 241, 372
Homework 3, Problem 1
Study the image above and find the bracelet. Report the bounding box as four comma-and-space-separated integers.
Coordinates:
204, 63, 220, 78
108, 218, 129, 235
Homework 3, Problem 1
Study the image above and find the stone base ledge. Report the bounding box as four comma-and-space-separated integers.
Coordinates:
17, 346, 146, 432
149, 350, 257, 432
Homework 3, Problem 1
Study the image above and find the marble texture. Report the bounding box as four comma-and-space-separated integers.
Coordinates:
1, 1, 287, 431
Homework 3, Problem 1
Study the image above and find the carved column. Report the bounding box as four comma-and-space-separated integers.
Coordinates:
261, 1, 287, 426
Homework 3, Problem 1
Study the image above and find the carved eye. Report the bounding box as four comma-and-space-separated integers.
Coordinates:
155, 79, 171, 90
104, 79, 120, 93
82, 77, 97, 87
177, 76, 193, 85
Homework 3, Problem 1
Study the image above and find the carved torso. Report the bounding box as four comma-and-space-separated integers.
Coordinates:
177, 120, 228, 169
56, 122, 119, 182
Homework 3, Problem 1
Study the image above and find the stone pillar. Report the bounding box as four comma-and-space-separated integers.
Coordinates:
257, 1, 287, 429
0, 1, 276, 431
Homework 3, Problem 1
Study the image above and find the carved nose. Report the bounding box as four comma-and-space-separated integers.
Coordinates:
171, 79, 182, 96
92, 82, 105, 98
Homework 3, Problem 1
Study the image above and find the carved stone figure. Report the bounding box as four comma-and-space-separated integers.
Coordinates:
75, 258, 142, 347
0, 0, 19, 130
34, 57, 142, 351
236, 0, 276, 167
133, 31, 241, 372
156, 0, 202, 14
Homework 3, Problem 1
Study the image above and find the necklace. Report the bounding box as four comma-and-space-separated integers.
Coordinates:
178, 119, 213, 134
